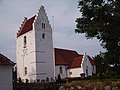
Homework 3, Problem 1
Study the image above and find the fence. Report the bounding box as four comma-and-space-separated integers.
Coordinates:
13, 81, 66, 90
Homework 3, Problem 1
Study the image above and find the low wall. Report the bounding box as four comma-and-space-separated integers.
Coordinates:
63, 79, 120, 90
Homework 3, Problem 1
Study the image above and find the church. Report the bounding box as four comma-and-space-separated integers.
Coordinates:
16, 6, 96, 82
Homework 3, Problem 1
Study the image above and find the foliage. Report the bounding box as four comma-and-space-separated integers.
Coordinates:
94, 53, 106, 76
75, 0, 120, 68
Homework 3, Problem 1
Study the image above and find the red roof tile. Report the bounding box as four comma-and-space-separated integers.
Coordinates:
55, 48, 80, 65
55, 51, 68, 65
69, 55, 83, 69
0, 53, 14, 66
17, 15, 36, 37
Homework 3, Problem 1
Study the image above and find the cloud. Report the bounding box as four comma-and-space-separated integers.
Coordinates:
0, 0, 105, 61
53, 28, 105, 56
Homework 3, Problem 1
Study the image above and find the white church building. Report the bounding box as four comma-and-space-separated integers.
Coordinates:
16, 6, 96, 82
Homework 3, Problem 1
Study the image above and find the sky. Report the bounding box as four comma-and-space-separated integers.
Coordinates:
0, 0, 105, 62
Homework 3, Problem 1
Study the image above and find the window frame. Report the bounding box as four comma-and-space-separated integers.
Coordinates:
59, 66, 63, 74
24, 36, 27, 48
42, 23, 45, 29
42, 33, 45, 39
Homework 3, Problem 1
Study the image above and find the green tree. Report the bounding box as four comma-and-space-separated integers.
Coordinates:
75, 0, 120, 68
94, 53, 105, 75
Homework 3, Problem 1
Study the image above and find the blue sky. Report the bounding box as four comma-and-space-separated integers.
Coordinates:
0, 0, 105, 61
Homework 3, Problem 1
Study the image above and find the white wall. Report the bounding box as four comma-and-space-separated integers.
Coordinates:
67, 67, 84, 78
92, 65, 96, 74
55, 65, 67, 79
34, 6, 55, 80
0, 66, 13, 90
16, 30, 36, 82
82, 54, 93, 77
67, 54, 94, 78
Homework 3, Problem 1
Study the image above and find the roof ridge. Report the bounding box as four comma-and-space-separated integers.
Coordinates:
0, 53, 14, 66
55, 48, 77, 52
73, 55, 83, 59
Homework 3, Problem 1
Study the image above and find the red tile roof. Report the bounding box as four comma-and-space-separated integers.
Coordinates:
17, 15, 36, 37
55, 51, 68, 65
69, 55, 83, 69
55, 48, 95, 69
0, 53, 14, 66
55, 48, 80, 66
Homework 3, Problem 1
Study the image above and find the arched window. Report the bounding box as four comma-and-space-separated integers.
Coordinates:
86, 66, 88, 77
59, 67, 63, 74
24, 36, 27, 47
86, 69, 88, 77
42, 23, 45, 29
42, 33, 45, 39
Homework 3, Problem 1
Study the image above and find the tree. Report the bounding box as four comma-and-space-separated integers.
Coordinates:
75, 0, 120, 68
94, 53, 106, 75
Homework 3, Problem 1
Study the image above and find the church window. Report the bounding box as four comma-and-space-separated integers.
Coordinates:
24, 67, 27, 75
86, 69, 88, 77
59, 67, 63, 74
69, 72, 72, 75
24, 36, 27, 48
42, 33, 45, 39
42, 23, 45, 29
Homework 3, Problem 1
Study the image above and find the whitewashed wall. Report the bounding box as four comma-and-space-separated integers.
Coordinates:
16, 30, 36, 82
92, 65, 96, 74
55, 65, 67, 79
67, 67, 83, 78
34, 6, 55, 80
82, 54, 93, 77
67, 54, 94, 78
0, 66, 13, 90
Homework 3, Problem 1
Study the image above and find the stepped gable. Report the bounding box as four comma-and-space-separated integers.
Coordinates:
0, 53, 14, 66
17, 15, 36, 37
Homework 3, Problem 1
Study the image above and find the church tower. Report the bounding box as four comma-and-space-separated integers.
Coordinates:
16, 6, 55, 82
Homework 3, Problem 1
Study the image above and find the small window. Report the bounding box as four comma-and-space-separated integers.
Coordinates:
86, 69, 88, 77
69, 72, 72, 75
24, 36, 27, 48
42, 33, 45, 39
59, 67, 63, 74
24, 67, 27, 75
42, 23, 45, 29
